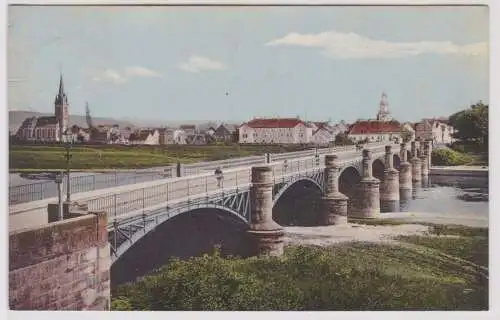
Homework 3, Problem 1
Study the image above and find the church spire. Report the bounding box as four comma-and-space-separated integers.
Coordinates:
58, 73, 65, 96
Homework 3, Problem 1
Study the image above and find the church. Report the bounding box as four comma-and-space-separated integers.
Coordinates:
347, 92, 403, 143
16, 74, 70, 142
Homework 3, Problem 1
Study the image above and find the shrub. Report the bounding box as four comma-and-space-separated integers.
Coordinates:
111, 244, 488, 311
431, 149, 472, 166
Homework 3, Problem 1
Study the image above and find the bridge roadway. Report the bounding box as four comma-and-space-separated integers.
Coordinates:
9, 143, 392, 232
9, 143, 388, 205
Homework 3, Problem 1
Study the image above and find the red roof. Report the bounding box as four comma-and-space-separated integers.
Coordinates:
348, 120, 401, 134
244, 118, 305, 129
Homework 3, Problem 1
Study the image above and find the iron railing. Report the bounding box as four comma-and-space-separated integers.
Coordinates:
9, 142, 391, 205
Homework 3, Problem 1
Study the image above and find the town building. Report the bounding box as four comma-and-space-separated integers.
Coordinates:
128, 129, 160, 145
15, 74, 70, 142
213, 124, 238, 142
179, 124, 197, 136
238, 117, 313, 144
347, 93, 403, 143
415, 118, 455, 145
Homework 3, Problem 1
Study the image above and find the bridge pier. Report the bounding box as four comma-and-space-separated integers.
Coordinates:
420, 141, 430, 177
410, 141, 422, 182
380, 145, 399, 212
246, 166, 284, 257
398, 142, 412, 203
350, 149, 380, 219
321, 155, 348, 225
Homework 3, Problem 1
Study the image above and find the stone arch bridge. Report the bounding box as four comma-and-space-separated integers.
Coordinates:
99, 140, 432, 263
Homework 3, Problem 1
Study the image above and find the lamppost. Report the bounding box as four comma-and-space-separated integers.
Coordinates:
315, 144, 320, 167
215, 167, 224, 187
55, 171, 64, 221
63, 131, 73, 202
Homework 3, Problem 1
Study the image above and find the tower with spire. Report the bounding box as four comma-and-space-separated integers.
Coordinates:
54, 73, 69, 139
376, 92, 392, 122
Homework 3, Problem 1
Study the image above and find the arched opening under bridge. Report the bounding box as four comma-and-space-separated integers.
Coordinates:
393, 154, 401, 170
339, 167, 361, 214
372, 159, 386, 181
110, 208, 249, 288
273, 179, 323, 226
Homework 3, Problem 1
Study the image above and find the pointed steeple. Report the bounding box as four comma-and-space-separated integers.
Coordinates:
58, 73, 65, 96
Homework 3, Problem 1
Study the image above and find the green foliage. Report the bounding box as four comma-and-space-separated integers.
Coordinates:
397, 235, 488, 268
431, 149, 473, 166
112, 242, 488, 311
448, 102, 488, 151
334, 133, 354, 146
400, 128, 413, 143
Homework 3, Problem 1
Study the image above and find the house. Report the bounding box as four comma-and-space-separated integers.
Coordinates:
186, 134, 209, 145
213, 124, 238, 142
165, 129, 187, 145
180, 124, 197, 136
238, 117, 313, 144
206, 127, 217, 136
311, 127, 333, 146
128, 129, 160, 145
347, 120, 402, 143
415, 118, 455, 144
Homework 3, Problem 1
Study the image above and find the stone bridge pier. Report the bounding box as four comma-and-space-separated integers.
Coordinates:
380, 145, 399, 212
421, 140, 431, 178
321, 155, 348, 225
246, 166, 285, 256
399, 142, 412, 205
410, 141, 422, 183
350, 149, 380, 219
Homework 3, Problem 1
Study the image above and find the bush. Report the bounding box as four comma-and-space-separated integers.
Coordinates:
431, 149, 473, 166
112, 244, 488, 311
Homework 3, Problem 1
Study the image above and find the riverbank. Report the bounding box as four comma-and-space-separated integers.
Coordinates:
112, 221, 488, 311
430, 166, 488, 177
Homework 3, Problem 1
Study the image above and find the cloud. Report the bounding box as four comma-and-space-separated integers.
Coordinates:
265, 31, 488, 60
178, 55, 227, 73
90, 66, 162, 84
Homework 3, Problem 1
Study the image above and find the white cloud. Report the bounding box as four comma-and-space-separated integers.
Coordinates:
266, 31, 488, 60
178, 55, 227, 73
90, 66, 162, 84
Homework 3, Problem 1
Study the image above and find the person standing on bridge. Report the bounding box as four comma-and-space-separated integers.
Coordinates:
215, 167, 223, 187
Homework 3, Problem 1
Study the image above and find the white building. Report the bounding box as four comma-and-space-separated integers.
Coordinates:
347, 120, 402, 143
415, 118, 455, 144
311, 127, 333, 146
239, 118, 313, 144
128, 129, 160, 145
165, 129, 187, 144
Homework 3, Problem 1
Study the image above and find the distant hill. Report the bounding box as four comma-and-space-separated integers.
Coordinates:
9, 110, 137, 134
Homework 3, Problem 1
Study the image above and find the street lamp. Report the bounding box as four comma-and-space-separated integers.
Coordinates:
63, 131, 73, 202
215, 167, 224, 187
315, 144, 320, 166
54, 171, 64, 221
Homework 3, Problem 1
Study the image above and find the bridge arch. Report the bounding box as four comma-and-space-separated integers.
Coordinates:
339, 166, 361, 196
272, 177, 323, 207
110, 204, 249, 265
393, 154, 401, 170
272, 176, 324, 226
372, 158, 385, 181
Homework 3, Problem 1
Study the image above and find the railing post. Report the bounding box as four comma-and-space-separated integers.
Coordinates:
92, 175, 96, 190
113, 194, 117, 217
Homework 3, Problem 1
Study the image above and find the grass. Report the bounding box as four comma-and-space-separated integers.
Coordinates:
111, 223, 489, 311
9, 144, 313, 170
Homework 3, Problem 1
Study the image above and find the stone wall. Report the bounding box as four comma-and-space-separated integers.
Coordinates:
9, 212, 110, 310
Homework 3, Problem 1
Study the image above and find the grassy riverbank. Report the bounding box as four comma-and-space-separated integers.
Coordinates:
111, 223, 488, 311
9, 144, 312, 170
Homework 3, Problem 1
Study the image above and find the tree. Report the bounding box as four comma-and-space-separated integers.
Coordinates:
448, 101, 488, 150
334, 133, 354, 146
400, 127, 413, 143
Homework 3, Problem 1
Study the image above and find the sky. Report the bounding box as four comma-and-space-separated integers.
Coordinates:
7, 5, 489, 124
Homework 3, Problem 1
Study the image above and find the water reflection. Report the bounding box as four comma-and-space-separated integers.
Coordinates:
381, 200, 398, 213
